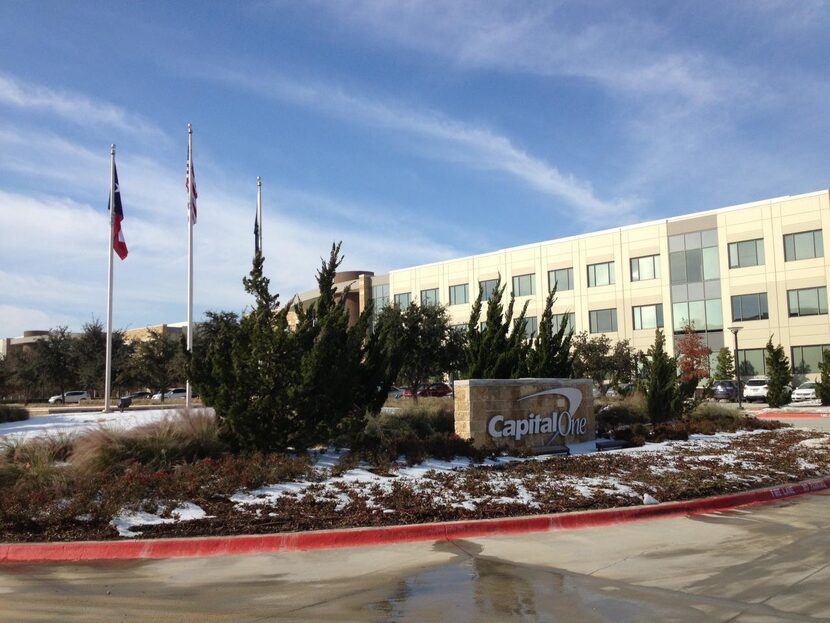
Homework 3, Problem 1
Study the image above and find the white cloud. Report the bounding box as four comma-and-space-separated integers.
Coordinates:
208, 66, 636, 222
0, 71, 164, 138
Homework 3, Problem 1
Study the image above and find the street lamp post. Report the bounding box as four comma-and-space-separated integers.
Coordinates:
729, 326, 743, 409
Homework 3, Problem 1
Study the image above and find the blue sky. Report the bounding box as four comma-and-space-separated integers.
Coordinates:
2, 1, 830, 337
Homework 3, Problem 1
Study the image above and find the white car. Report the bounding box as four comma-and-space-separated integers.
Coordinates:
792, 382, 817, 402
47, 390, 90, 404
151, 388, 188, 401
743, 377, 792, 403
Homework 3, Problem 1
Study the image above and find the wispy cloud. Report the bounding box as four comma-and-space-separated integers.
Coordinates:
0, 71, 165, 138
206, 66, 635, 221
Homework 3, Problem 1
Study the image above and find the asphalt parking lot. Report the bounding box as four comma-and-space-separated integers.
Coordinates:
1, 489, 828, 622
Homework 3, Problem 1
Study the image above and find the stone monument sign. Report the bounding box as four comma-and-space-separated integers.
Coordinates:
454, 379, 595, 452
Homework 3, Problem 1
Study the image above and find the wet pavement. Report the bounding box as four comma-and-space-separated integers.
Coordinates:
1, 490, 829, 622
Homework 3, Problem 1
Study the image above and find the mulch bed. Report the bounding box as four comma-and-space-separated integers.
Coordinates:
3, 429, 827, 543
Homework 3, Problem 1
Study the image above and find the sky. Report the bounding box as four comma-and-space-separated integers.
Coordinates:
1, 1, 830, 338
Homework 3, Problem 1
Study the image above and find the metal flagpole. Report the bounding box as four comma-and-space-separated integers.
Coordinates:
257, 176, 262, 254
103, 144, 116, 413
186, 125, 194, 410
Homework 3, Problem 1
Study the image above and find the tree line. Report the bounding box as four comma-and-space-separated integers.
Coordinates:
0, 322, 186, 403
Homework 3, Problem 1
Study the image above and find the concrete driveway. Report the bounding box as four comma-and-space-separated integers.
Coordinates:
1, 490, 828, 622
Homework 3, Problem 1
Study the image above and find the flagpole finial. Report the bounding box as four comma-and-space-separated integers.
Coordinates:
257, 176, 262, 186
111, 144, 116, 155
187, 123, 192, 134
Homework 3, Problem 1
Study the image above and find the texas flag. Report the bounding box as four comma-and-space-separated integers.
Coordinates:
186, 155, 197, 224
109, 163, 128, 260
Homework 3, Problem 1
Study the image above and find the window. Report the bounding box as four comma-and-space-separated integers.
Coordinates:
784, 230, 823, 262
371, 284, 389, 309
589, 308, 617, 333
672, 300, 723, 332
548, 267, 574, 292
450, 324, 467, 334
420, 288, 439, 306
792, 345, 830, 374
515, 316, 538, 339
479, 279, 499, 301
787, 286, 828, 317
737, 348, 767, 377
731, 293, 769, 322
630, 255, 660, 282
587, 261, 615, 287
512, 273, 535, 297
448, 283, 469, 306
552, 312, 575, 334
632, 304, 664, 330
394, 292, 411, 307
728, 239, 765, 268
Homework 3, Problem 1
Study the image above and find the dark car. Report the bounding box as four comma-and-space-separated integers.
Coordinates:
417, 382, 453, 398
711, 380, 741, 401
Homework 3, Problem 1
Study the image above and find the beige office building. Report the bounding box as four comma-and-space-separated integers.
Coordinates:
302, 189, 830, 379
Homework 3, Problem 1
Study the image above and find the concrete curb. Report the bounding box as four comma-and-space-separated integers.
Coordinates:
2, 476, 828, 563
756, 412, 830, 419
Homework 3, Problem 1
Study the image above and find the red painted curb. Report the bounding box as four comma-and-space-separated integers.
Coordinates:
1, 476, 828, 563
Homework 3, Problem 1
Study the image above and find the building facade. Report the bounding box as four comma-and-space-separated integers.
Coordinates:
296, 189, 830, 380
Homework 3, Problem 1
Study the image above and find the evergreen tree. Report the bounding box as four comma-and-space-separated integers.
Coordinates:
5, 348, 40, 404
571, 332, 612, 392
398, 302, 454, 401
362, 304, 407, 413
713, 347, 735, 380
642, 329, 680, 423
526, 286, 574, 378
130, 329, 183, 402
610, 339, 635, 388
462, 277, 529, 379
74, 319, 130, 398
765, 337, 792, 408
816, 349, 830, 406
34, 326, 78, 401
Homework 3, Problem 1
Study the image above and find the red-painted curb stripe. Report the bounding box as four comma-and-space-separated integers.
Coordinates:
2, 476, 828, 563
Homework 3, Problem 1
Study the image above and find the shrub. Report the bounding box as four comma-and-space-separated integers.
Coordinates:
687, 402, 743, 433
649, 421, 690, 442
0, 405, 29, 423
596, 393, 648, 435
71, 410, 228, 475
358, 402, 483, 464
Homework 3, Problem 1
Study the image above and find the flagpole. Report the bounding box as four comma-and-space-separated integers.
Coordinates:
186, 124, 194, 410
257, 176, 262, 254
103, 144, 116, 413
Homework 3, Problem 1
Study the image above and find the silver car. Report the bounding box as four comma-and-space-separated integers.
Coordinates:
47, 390, 90, 404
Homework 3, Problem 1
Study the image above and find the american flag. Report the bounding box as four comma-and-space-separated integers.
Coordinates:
186, 155, 198, 224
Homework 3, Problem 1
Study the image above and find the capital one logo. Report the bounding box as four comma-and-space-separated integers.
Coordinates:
487, 387, 588, 445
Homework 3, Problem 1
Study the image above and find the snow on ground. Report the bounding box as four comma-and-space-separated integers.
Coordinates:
0, 408, 210, 442
110, 502, 210, 538
4, 406, 828, 537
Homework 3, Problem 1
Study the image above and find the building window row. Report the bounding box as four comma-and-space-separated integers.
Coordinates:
630, 255, 661, 282
792, 344, 830, 374
632, 303, 663, 330
394, 292, 411, 307
548, 267, 574, 292
512, 273, 535, 297
371, 284, 389, 311
448, 283, 469, 306
788, 286, 828, 317
420, 288, 439, 306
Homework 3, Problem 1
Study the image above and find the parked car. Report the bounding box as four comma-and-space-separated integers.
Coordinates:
387, 386, 404, 400
47, 390, 90, 404
402, 384, 428, 399
743, 377, 791, 403
792, 382, 818, 402
711, 380, 742, 401
418, 382, 453, 398
151, 388, 188, 401
127, 391, 152, 400
606, 383, 634, 399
